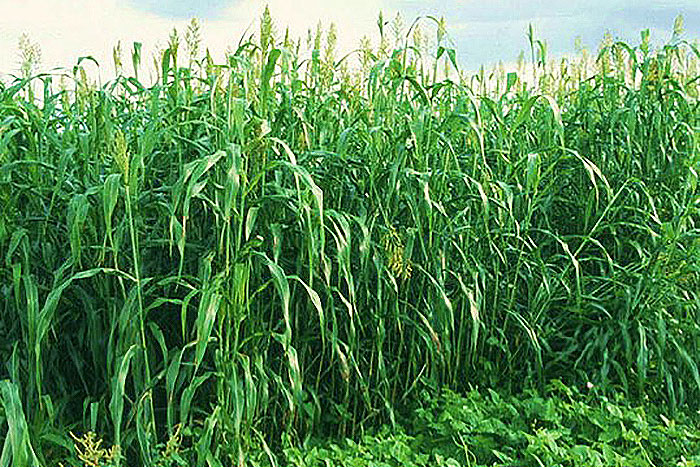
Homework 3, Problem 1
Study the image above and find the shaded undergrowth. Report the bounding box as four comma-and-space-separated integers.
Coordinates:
286, 382, 700, 467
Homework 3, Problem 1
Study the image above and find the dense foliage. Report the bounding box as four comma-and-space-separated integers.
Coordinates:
0, 10, 698, 466
286, 383, 700, 467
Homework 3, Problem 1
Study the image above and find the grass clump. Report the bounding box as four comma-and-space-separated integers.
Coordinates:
0, 8, 698, 466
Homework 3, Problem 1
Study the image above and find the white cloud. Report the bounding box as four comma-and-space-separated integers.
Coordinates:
4, 0, 689, 85
0, 0, 385, 83
1, 0, 180, 79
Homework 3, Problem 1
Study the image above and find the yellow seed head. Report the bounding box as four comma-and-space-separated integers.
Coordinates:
113, 130, 130, 184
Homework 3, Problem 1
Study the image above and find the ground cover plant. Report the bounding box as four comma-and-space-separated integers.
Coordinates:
0, 9, 698, 466
285, 382, 700, 467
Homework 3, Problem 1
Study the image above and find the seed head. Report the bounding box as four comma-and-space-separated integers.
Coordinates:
113, 130, 130, 184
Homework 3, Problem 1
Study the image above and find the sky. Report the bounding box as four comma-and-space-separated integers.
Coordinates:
0, 0, 698, 82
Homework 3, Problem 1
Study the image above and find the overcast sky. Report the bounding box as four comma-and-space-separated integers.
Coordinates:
0, 0, 697, 81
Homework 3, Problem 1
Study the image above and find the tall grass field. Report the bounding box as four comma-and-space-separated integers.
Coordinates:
0, 9, 699, 466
